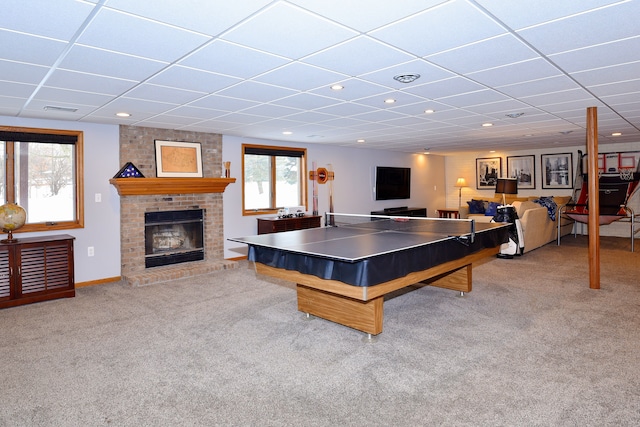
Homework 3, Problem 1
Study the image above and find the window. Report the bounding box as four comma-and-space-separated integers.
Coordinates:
0, 126, 84, 232
242, 144, 307, 215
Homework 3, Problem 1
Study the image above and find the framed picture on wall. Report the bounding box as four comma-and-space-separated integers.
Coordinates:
507, 155, 535, 189
155, 140, 203, 178
476, 157, 502, 189
541, 153, 573, 189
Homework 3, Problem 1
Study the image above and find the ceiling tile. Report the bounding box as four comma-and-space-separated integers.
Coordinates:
291, 0, 447, 32
105, 0, 272, 36
125, 84, 206, 104
0, 81, 36, 98
427, 34, 537, 75
405, 77, 485, 100
0, 30, 66, 66
436, 89, 509, 108
302, 36, 414, 77
571, 62, 640, 87
0, 60, 49, 84
309, 78, 388, 101
222, 2, 357, 59
359, 59, 456, 89
149, 66, 242, 93
550, 36, 640, 73
179, 40, 288, 79
46, 69, 137, 95
216, 81, 297, 103
371, 0, 505, 57
353, 91, 426, 108
1, 0, 95, 40
475, 0, 622, 30
497, 75, 581, 98
467, 58, 561, 87
254, 62, 348, 92
517, 1, 640, 55
77, 8, 211, 62
34, 87, 113, 106
271, 93, 341, 110
189, 94, 259, 111
59, 45, 167, 80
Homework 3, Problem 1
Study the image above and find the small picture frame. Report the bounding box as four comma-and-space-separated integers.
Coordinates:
541, 153, 573, 189
476, 157, 502, 189
507, 155, 535, 190
155, 140, 203, 178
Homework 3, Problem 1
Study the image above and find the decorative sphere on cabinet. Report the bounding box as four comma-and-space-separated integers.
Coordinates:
0, 202, 27, 243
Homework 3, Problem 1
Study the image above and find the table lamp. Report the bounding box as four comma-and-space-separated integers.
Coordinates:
454, 177, 467, 207
495, 178, 518, 206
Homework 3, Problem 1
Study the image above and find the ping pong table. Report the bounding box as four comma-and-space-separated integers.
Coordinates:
230, 213, 509, 336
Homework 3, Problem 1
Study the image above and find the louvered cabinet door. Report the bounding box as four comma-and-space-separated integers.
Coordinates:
0, 235, 75, 309
0, 247, 11, 302
18, 240, 73, 296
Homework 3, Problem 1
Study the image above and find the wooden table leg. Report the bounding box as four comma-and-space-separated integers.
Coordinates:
297, 284, 384, 335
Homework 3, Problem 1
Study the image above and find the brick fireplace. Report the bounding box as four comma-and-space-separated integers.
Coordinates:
115, 126, 237, 286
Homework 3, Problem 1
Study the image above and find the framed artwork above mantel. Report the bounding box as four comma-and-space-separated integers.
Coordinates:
155, 140, 203, 178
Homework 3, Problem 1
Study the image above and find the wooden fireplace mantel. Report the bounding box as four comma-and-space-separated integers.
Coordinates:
109, 177, 236, 196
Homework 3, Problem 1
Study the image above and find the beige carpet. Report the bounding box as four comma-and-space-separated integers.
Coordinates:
1, 235, 638, 426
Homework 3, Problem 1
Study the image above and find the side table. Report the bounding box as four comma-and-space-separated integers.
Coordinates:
437, 208, 460, 219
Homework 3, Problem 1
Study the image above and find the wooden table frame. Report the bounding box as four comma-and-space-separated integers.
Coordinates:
254, 246, 499, 335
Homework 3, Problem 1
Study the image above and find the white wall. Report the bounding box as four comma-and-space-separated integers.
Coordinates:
1, 115, 121, 283
223, 135, 445, 259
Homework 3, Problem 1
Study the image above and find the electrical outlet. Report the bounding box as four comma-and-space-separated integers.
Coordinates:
88, 246, 94, 257
95, 193, 102, 202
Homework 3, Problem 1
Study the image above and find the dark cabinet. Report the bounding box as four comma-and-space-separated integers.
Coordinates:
370, 207, 427, 217
0, 234, 75, 309
257, 216, 322, 234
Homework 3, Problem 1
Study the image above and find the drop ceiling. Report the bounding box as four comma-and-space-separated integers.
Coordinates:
2, 0, 640, 153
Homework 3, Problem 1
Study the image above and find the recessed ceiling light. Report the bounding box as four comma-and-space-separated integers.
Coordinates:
330, 84, 344, 91
489, 150, 496, 153
116, 112, 131, 117
384, 98, 396, 104
357, 139, 365, 143
612, 132, 622, 136
482, 122, 493, 127
282, 131, 292, 135
424, 109, 435, 114
393, 74, 420, 84
505, 112, 524, 118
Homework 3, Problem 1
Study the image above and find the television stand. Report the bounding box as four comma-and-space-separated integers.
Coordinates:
370, 207, 427, 217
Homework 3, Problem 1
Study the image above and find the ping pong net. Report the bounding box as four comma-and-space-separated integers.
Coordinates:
325, 213, 476, 243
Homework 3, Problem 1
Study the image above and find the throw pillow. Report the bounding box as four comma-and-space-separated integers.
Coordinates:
533, 196, 557, 221
485, 201, 500, 216
467, 199, 486, 214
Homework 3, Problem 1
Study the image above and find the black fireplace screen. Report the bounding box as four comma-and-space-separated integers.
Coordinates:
144, 209, 204, 268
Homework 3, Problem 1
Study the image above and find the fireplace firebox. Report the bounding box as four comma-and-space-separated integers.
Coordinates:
144, 209, 204, 268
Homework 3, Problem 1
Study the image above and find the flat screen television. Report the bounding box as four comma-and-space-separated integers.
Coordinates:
375, 166, 411, 200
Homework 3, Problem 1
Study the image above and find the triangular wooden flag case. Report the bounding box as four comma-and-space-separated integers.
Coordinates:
113, 162, 145, 178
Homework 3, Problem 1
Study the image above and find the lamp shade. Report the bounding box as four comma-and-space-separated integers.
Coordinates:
454, 177, 467, 187
495, 178, 518, 195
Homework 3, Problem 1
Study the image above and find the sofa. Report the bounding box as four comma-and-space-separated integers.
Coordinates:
458, 195, 574, 253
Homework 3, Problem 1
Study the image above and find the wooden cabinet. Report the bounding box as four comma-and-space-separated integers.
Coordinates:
370, 207, 427, 217
0, 234, 75, 309
257, 216, 322, 234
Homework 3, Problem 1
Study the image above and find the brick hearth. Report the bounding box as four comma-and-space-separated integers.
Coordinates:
117, 126, 238, 286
